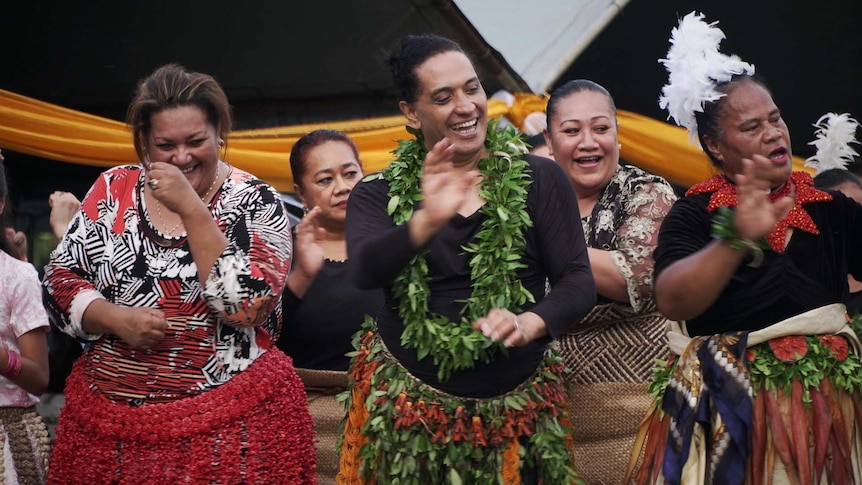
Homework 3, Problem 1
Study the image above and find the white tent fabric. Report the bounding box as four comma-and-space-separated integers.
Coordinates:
456, 0, 631, 93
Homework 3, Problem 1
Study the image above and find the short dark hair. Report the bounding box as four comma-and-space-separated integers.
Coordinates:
694, 74, 772, 168
386, 34, 466, 103
546, 79, 617, 129
813, 167, 862, 191
525, 133, 546, 150
126, 64, 232, 163
290, 130, 361, 187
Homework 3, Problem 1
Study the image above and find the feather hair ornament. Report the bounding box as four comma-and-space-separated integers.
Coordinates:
658, 11, 755, 141
805, 112, 860, 174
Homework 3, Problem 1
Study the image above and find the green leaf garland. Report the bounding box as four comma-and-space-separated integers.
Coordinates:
338, 325, 584, 484
380, 120, 534, 381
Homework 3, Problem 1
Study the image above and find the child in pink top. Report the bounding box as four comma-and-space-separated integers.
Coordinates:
0, 150, 51, 483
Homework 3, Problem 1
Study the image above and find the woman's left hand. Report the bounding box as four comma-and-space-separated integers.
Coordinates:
146, 162, 201, 215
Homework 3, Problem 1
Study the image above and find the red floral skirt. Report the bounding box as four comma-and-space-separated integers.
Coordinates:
48, 349, 317, 484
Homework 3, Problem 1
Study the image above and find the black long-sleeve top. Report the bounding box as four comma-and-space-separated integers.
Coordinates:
655, 189, 862, 336
276, 259, 384, 371
346, 154, 596, 397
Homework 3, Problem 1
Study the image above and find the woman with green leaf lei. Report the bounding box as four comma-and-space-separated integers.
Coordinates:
336, 35, 595, 484
628, 13, 862, 485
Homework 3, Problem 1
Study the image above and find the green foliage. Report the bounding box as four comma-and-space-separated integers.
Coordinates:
850, 313, 862, 337
646, 356, 675, 412
748, 335, 862, 400
345, 329, 583, 484
382, 120, 534, 381
646, 336, 862, 410
711, 206, 769, 263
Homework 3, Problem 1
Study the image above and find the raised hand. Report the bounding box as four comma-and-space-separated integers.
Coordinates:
409, 137, 482, 246
422, 137, 482, 222
733, 156, 794, 241
146, 161, 202, 215
48, 191, 82, 240
293, 207, 327, 276
4, 227, 26, 259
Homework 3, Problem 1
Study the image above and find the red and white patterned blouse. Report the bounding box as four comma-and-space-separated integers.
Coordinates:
43, 164, 292, 405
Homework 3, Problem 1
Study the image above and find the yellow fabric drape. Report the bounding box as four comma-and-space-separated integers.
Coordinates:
0, 89, 810, 192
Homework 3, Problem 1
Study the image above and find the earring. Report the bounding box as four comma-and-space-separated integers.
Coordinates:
302, 206, 310, 214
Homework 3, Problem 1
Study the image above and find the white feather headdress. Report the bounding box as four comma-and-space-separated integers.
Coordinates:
805, 113, 860, 174
658, 12, 755, 141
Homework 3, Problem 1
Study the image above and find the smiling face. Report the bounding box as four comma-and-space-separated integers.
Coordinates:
703, 80, 793, 186
147, 105, 221, 198
294, 140, 363, 227
544, 89, 620, 200
399, 50, 488, 167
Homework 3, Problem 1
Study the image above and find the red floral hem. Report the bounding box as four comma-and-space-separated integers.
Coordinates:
49, 349, 317, 484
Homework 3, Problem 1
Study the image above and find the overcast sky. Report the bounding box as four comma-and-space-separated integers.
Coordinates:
456, 0, 629, 92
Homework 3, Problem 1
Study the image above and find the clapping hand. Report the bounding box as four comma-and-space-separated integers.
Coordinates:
420, 137, 482, 226
472, 309, 546, 348
409, 138, 482, 246
4, 228, 26, 260
293, 206, 327, 279
732, 156, 794, 242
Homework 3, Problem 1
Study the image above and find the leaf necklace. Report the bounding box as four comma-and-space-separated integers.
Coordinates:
376, 120, 534, 381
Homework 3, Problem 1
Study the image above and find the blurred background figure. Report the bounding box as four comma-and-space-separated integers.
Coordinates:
0, 149, 51, 483
525, 133, 551, 159
276, 129, 383, 485
807, 112, 862, 316
18, 185, 96, 430
39, 191, 84, 441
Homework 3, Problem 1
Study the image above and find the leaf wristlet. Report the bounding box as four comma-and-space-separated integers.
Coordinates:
711, 206, 768, 268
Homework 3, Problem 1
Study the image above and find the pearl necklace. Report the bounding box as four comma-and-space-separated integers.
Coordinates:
155, 162, 222, 237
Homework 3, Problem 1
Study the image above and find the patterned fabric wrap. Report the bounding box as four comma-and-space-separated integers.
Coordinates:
48, 349, 316, 485
563, 164, 676, 484
558, 303, 670, 485
630, 310, 862, 485
296, 368, 350, 485
662, 332, 751, 485
336, 330, 581, 485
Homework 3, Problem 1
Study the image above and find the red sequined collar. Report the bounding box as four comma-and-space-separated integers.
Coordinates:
686, 171, 833, 252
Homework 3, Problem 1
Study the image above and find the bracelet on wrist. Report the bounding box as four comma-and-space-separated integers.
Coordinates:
711, 206, 768, 268
1, 348, 22, 380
